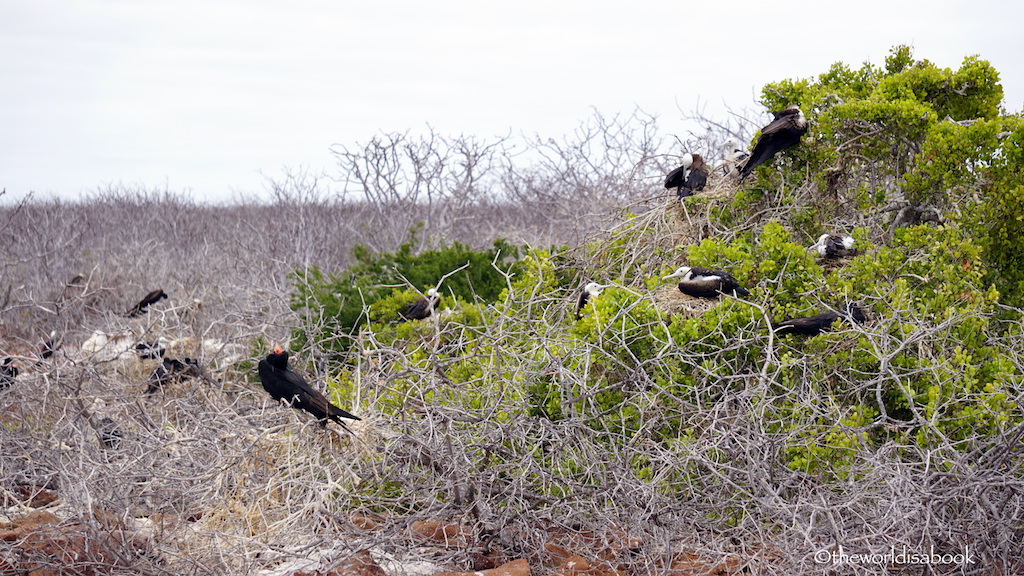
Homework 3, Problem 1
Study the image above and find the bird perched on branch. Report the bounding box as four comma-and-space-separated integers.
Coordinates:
721, 137, 750, 175
772, 303, 867, 336
126, 289, 168, 317
811, 233, 856, 259
135, 338, 169, 360
40, 330, 59, 360
663, 266, 750, 299
257, 345, 360, 429
400, 288, 441, 322
664, 153, 709, 199
739, 105, 809, 182
576, 282, 610, 319
1, 357, 17, 390
145, 356, 202, 394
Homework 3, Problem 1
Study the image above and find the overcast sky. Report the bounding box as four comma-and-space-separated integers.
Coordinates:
2, 0, 1022, 203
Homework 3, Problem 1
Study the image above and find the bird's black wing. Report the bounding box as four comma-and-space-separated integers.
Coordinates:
688, 267, 724, 279
576, 291, 590, 319
774, 311, 840, 335
400, 298, 429, 322
684, 167, 708, 194
665, 165, 686, 189
740, 114, 806, 181
0, 359, 16, 390
686, 268, 749, 297
259, 361, 360, 423
127, 289, 168, 317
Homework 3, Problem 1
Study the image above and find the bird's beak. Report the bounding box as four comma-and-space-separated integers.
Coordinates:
273, 344, 283, 354
662, 273, 679, 280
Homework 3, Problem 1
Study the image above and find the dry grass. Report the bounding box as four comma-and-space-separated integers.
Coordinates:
3, 115, 1022, 576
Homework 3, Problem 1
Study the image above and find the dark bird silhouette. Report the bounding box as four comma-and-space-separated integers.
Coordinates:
98, 416, 123, 449
663, 266, 750, 299
739, 105, 809, 182
1, 357, 17, 390
135, 338, 168, 360
772, 303, 867, 336
399, 288, 441, 322
257, 346, 360, 428
576, 282, 609, 320
811, 233, 856, 258
146, 356, 201, 394
665, 153, 709, 200
126, 289, 168, 317
40, 330, 59, 360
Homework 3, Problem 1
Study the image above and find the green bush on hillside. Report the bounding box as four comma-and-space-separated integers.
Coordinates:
290, 235, 526, 354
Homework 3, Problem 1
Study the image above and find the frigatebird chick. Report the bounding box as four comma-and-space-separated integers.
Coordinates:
146, 357, 202, 394
772, 303, 867, 336
664, 153, 709, 199
0, 357, 17, 390
739, 105, 809, 182
257, 345, 361, 429
126, 289, 168, 317
811, 233, 856, 259
722, 137, 750, 175
399, 288, 441, 322
663, 266, 750, 299
576, 282, 610, 320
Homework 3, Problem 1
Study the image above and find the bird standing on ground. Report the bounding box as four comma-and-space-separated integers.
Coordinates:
257, 345, 361, 429
811, 233, 856, 258
576, 282, 610, 319
663, 266, 750, 299
126, 289, 168, 317
739, 105, 809, 182
772, 303, 867, 336
665, 153, 709, 199
400, 288, 441, 322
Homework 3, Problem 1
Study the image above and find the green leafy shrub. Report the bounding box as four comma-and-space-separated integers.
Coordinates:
291, 236, 525, 353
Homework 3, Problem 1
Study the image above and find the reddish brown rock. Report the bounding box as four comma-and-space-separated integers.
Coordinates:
469, 546, 510, 571
552, 555, 616, 576
541, 542, 575, 567
325, 550, 388, 576
14, 484, 59, 508
349, 513, 384, 531
0, 512, 154, 576
409, 519, 473, 547
0, 509, 61, 540
666, 551, 743, 576
434, 558, 531, 576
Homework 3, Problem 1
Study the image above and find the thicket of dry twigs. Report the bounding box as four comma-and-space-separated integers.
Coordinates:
2, 106, 1020, 576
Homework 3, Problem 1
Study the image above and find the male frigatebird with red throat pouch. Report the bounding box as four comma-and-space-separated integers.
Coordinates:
257, 345, 360, 429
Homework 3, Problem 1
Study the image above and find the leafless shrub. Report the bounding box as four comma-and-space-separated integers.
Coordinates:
2, 106, 1021, 576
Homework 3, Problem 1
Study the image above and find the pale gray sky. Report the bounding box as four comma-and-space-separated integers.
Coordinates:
2, 0, 1021, 203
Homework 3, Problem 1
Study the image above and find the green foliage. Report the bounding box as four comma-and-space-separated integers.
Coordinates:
955, 117, 1024, 304
748, 45, 1006, 210
298, 48, 1024, 519
291, 235, 525, 353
